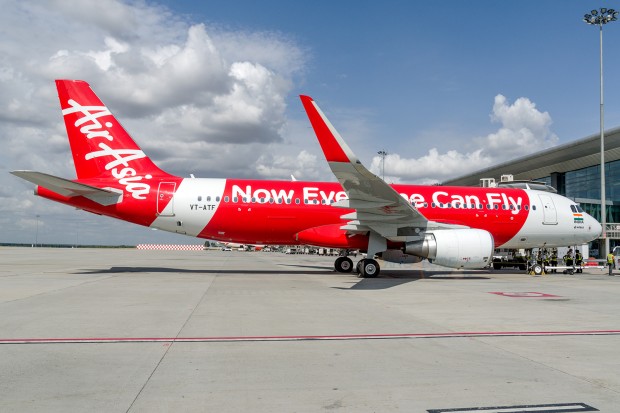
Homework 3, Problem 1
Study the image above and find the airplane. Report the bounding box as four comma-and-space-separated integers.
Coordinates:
11, 80, 602, 277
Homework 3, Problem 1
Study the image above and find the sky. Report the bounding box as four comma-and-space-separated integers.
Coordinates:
1, 0, 620, 246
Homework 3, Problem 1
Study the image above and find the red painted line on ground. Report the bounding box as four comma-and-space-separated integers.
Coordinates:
1, 329, 620, 344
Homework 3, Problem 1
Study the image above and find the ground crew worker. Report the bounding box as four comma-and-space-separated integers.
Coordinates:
566, 249, 574, 267
550, 250, 558, 273
607, 251, 615, 276
525, 250, 532, 272
575, 249, 583, 273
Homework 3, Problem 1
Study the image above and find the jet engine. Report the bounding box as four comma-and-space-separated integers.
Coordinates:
404, 229, 494, 269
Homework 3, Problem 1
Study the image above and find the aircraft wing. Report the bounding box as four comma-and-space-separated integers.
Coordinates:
11, 170, 122, 206
299, 96, 463, 239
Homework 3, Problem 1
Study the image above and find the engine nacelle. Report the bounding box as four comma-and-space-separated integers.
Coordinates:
404, 229, 494, 269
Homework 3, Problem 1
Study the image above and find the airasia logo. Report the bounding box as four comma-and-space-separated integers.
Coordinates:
62, 99, 151, 199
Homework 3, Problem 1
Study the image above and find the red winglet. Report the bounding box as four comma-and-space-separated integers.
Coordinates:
300, 95, 353, 163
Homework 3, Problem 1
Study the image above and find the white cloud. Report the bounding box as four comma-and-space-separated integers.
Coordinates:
255, 150, 322, 180
0, 0, 308, 244
370, 94, 558, 184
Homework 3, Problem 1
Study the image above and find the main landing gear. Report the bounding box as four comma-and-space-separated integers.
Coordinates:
334, 256, 380, 278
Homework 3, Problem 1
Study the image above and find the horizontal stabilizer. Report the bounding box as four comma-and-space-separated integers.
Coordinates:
10, 170, 122, 206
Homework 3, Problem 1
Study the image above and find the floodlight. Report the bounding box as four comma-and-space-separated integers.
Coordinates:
582, 6, 618, 258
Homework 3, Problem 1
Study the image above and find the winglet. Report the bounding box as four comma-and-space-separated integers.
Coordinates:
299, 95, 359, 164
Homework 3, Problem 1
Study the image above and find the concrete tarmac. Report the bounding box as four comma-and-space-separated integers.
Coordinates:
0, 247, 619, 412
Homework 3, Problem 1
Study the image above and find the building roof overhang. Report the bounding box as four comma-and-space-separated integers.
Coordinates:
443, 127, 620, 186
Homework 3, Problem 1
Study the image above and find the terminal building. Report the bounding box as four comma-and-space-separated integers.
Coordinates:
443, 126, 620, 256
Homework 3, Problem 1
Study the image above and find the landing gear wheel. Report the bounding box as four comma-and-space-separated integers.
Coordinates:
358, 259, 380, 278
531, 264, 543, 276
334, 256, 353, 273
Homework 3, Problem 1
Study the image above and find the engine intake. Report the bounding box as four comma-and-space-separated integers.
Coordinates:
405, 229, 494, 269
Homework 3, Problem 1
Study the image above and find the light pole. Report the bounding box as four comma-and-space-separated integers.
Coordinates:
377, 150, 387, 180
583, 7, 618, 257
34, 214, 39, 247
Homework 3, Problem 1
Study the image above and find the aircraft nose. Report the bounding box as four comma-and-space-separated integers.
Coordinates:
588, 215, 603, 240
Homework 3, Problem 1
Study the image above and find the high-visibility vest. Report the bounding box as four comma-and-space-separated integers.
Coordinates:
607, 253, 614, 264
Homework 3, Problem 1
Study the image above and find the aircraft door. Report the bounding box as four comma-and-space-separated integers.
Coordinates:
157, 182, 176, 216
538, 194, 557, 225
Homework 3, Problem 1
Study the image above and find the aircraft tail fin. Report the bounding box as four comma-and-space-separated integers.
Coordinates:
56, 79, 169, 180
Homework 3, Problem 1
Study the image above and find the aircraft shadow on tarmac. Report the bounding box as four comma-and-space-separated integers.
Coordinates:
73, 267, 489, 291
73, 266, 335, 275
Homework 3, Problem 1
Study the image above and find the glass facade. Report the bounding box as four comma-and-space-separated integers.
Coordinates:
561, 159, 620, 223
537, 159, 620, 253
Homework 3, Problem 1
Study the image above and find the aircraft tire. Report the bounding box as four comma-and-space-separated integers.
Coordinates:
531, 264, 543, 276
359, 259, 380, 278
355, 260, 363, 274
335, 256, 353, 273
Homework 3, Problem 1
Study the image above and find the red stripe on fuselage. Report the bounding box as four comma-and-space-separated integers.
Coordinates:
199, 179, 530, 247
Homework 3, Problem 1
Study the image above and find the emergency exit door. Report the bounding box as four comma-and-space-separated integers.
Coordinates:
157, 182, 176, 216
538, 194, 557, 225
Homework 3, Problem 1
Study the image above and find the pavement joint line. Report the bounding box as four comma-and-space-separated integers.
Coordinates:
2, 329, 620, 344
124, 271, 218, 413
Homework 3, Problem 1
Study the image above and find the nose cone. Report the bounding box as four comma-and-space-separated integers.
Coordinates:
587, 214, 603, 242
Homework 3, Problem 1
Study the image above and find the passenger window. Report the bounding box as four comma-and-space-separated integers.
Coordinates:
532, 205, 537, 210
224, 196, 229, 203
207, 196, 211, 202
233, 197, 238, 203
216, 196, 220, 202
198, 196, 202, 201
296, 199, 300, 205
